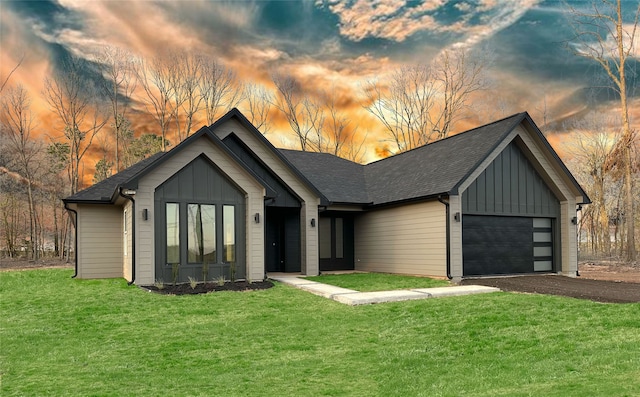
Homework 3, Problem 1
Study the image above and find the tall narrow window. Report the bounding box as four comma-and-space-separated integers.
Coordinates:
188, 204, 216, 263
166, 203, 180, 264
223, 205, 235, 264
319, 218, 331, 259
335, 218, 344, 259
123, 209, 128, 256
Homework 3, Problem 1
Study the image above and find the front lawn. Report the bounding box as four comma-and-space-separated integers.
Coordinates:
1, 269, 639, 396
305, 272, 450, 291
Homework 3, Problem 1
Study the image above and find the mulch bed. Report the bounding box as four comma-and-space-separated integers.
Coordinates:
142, 280, 273, 295
461, 275, 640, 303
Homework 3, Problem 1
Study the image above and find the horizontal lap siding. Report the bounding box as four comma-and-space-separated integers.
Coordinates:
77, 204, 123, 279
354, 201, 447, 277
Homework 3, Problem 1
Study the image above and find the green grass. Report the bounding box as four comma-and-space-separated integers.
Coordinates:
1, 269, 639, 396
305, 272, 450, 291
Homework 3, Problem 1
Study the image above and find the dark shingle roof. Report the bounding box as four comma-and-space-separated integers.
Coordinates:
63, 152, 165, 203
280, 150, 370, 204
364, 112, 525, 205
67, 110, 587, 208
278, 113, 526, 206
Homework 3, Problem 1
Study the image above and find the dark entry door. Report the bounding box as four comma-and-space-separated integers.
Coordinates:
265, 207, 300, 272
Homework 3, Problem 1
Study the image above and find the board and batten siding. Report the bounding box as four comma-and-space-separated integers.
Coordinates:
212, 118, 321, 275
354, 201, 447, 277
76, 204, 123, 279
453, 123, 580, 278
515, 125, 578, 276
134, 136, 266, 285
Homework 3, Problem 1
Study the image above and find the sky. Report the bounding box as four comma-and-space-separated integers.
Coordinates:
1, 0, 639, 169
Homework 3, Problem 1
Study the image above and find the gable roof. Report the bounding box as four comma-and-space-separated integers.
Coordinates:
364, 113, 525, 205
65, 109, 589, 207
208, 108, 328, 204
63, 123, 278, 204
280, 112, 589, 207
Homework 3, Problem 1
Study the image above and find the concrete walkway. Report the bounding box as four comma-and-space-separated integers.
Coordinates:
269, 275, 500, 306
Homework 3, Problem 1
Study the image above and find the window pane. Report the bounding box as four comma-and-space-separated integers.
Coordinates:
319, 218, 331, 259
166, 203, 180, 264
201, 205, 216, 263
223, 206, 235, 263
533, 232, 552, 243
187, 204, 201, 262
188, 204, 216, 263
335, 218, 344, 259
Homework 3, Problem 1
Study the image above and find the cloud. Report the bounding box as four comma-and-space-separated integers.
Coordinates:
323, 0, 540, 52
323, 0, 442, 42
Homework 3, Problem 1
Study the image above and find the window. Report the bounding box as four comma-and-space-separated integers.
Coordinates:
123, 209, 128, 256
223, 205, 235, 264
335, 218, 344, 259
319, 218, 331, 259
166, 203, 180, 264
187, 204, 216, 263
533, 218, 553, 272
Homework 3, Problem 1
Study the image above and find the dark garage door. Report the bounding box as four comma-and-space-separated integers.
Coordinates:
463, 215, 553, 276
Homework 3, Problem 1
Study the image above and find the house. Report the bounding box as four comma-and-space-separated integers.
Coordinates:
63, 108, 590, 285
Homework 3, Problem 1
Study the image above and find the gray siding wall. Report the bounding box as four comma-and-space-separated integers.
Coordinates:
462, 142, 560, 217
77, 204, 123, 279
354, 201, 447, 277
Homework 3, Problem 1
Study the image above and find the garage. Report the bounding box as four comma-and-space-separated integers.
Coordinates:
461, 141, 560, 277
462, 215, 554, 276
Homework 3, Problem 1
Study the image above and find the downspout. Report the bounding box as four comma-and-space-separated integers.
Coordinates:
437, 195, 452, 280
63, 202, 78, 278
119, 187, 136, 285
576, 205, 582, 277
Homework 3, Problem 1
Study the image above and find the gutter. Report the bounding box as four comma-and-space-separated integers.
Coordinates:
437, 195, 453, 280
118, 187, 136, 286
63, 201, 79, 278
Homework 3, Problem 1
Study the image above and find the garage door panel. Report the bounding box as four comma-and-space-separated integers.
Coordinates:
463, 216, 534, 276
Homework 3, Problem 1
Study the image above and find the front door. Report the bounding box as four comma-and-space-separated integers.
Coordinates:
265, 207, 301, 272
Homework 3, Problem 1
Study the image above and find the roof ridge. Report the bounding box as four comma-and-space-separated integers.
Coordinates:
366, 112, 527, 166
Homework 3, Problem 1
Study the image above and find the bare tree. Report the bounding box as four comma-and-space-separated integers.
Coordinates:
97, 46, 137, 172
0, 54, 24, 94
567, 0, 639, 261
176, 53, 204, 139
364, 47, 488, 153
323, 90, 367, 162
135, 55, 174, 152
46, 142, 71, 259
564, 112, 620, 256
43, 56, 108, 194
242, 83, 273, 133
272, 73, 326, 151
200, 57, 242, 125
364, 64, 436, 153
0, 85, 43, 258
431, 48, 487, 140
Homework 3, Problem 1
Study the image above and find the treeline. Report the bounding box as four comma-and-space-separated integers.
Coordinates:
1, 1, 638, 262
